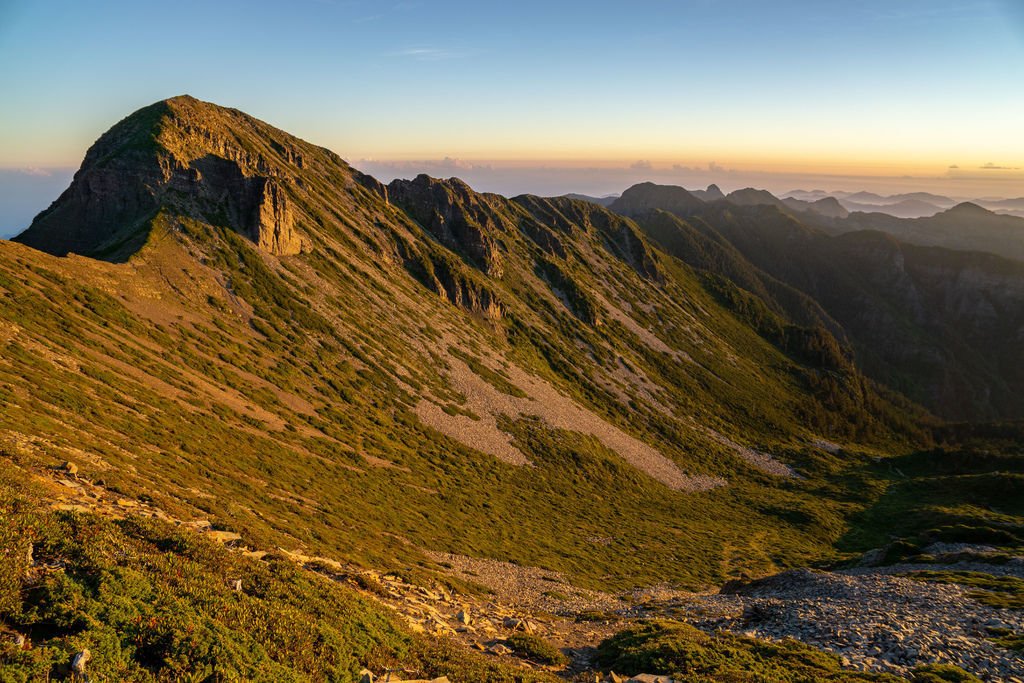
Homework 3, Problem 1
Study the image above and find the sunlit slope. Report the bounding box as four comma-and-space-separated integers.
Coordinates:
3, 96, 926, 588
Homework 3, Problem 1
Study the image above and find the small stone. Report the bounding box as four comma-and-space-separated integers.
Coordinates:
456, 608, 471, 625
502, 617, 534, 633
71, 649, 90, 673
358, 668, 374, 683
62, 461, 78, 476
206, 530, 242, 544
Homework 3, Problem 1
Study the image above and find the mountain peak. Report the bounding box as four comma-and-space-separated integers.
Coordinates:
726, 187, 784, 207
610, 182, 704, 217
944, 201, 993, 216
15, 96, 332, 260
691, 183, 725, 202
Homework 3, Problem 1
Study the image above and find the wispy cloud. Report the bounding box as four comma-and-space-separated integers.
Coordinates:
979, 162, 1020, 170
19, 167, 52, 177
672, 161, 736, 174
389, 46, 467, 61
357, 157, 492, 175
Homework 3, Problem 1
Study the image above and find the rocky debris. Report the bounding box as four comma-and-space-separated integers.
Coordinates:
61, 461, 78, 476
504, 617, 535, 633
414, 346, 719, 491
699, 566, 1024, 680
227, 578, 243, 592
456, 608, 471, 625
357, 669, 451, 683
811, 438, 842, 454
184, 519, 213, 531
579, 674, 675, 683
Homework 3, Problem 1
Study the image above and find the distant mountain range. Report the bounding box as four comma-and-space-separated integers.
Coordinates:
783, 188, 1024, 219
610, 182, 1024, 420
569, 183, 1024, 264
570, 186, 1024, 220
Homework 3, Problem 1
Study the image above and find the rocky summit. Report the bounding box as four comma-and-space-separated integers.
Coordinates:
1, 97, 1022, 682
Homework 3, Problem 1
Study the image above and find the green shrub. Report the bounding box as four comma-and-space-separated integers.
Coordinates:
910, 663, 983, 683
506, 632, 568, 666
595, 621, 899, 682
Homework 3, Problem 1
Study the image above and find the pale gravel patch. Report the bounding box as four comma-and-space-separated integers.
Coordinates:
704, 427, 796, 477
415, 397, 530, 465
590, 289, 691, 362
416, 349, 723, 492
609, 356, 674, 414
811, 438, 843, 454
424, 550, 621, 613
698, 565, 1024, 681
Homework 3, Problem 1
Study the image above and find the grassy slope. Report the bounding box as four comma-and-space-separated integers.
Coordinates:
0, 454, 559, 682
0, 96, 929, 592
0, 202, 913, 592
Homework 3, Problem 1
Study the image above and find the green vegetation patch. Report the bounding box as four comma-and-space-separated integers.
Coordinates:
986, 627, 1024, 652
910, 663, 983, 683
505, 633, 568, 666
594, 620, 899, 682
0, 468, 556, 682
907, 571, 1024, 609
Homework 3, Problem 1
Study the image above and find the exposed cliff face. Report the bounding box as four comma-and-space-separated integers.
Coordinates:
16, 96, 307, 258
387, 174, 504, 277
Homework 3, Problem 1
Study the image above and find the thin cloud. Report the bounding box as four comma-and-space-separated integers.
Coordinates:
390, 47, 466, 61
979, 162, 1020, 170
19, 167, 52, 177
357, 157, 493, 176
630, 160, 653, 170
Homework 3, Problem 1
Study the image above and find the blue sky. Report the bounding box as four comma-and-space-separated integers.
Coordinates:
1, 0, 1022, 233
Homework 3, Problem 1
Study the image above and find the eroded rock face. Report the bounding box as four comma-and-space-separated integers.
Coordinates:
387, 174, 504, 277
250, 178, 300, 255
16, 96, 307, 259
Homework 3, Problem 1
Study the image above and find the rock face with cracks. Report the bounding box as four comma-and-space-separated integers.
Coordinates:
17, 96, 306, 258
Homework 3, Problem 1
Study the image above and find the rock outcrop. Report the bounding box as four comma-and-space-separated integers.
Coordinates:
16, 96, 307, 259
387, 174, 504, 277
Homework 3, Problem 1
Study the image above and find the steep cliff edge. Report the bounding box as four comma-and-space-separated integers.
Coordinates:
16, 96, 308, 259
